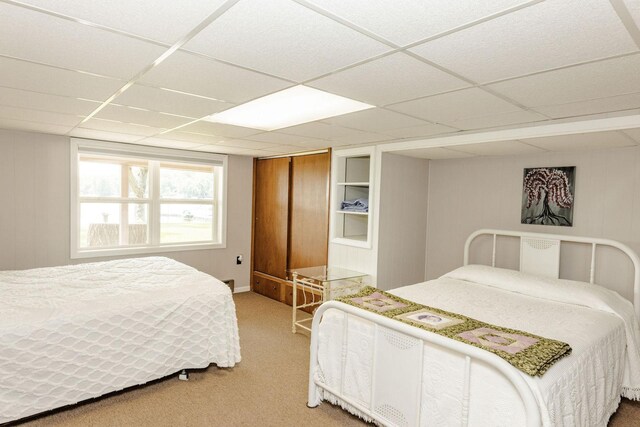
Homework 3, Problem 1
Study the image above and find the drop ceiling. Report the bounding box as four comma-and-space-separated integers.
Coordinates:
0, 0, 638, 157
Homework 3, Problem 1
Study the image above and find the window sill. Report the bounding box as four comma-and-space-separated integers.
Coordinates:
70, 242, 226, 259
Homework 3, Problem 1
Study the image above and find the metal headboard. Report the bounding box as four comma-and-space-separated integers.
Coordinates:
464, 229, 640, 319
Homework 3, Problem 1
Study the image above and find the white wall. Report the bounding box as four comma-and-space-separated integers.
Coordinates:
0, 129, 253, 288
425, 145, 640, 301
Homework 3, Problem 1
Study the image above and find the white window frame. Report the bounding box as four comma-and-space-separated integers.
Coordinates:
70, 138, 228, 259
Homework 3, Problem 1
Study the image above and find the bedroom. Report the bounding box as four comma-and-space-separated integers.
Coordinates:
1, 0, 640, 426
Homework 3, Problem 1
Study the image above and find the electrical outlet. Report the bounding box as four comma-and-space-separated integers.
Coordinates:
236, 255, 243, 265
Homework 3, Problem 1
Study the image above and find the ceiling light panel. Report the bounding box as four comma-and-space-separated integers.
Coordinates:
308, 53, 469, 106
410, 0, 637, 83
488, 54, 640, 107
12, 0, 228, 44
306, 0, 529, 46
387, 88, 522, 124
0, 3, 166, 80
0, 87, 100, 116
205, 86, 374, 131
139, 51, 292, 104
182, 0, 390, 82
114, 84, 234, 118
0, 56, 123, 100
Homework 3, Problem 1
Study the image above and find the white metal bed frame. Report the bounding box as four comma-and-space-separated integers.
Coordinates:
307, 229, 640, 427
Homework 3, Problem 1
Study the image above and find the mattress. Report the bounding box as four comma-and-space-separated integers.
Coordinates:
315, 265, 640, 426
0, 257, 241, 423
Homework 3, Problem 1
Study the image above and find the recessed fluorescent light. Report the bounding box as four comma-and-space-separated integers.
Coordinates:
203, 85, 374, 131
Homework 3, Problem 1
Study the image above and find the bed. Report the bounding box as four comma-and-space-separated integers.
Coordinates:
308, 229, 640, 426
0, 256, 241, 424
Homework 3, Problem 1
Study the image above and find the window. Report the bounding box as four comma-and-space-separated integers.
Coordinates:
71, 139, 227, 258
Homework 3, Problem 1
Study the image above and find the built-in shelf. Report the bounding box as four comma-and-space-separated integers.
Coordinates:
331, 148, 374, 248
336, 210, 369, 216
337, 182, 369, 187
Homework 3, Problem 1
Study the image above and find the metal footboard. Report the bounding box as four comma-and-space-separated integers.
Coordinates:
308, 301, 542, 427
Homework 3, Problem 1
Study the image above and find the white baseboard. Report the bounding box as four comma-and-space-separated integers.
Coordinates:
233, 285, 251, 294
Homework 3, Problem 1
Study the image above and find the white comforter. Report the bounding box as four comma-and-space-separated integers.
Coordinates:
316, 265, 640, 426
0, 257, 241, 423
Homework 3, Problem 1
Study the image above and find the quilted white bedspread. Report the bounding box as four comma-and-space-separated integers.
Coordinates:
0, 257, 241, 423
316, 265, 640, 426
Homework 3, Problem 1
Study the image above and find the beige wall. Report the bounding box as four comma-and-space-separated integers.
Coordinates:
425, 145, 640, 301
377, 153, 429, 290
0, 129, 253, 288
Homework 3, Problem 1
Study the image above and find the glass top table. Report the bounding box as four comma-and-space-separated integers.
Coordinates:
289, 265, 369, 334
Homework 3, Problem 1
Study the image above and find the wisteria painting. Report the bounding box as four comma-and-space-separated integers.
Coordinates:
521, 166, 575, 226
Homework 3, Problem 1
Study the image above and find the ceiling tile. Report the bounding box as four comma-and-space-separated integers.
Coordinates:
451, 140, 546, 156
0, 3, 166, 80
447, 110, 548, 130
0, 117, 72, 135
260, 144, 314, 154
195, 144, 264, 156
246, 132, 329, 146
158, 131, 225, 145
216, 139, 277, 150
94, 105, 194, 129
329, 131, 391, 145
139, 51, 292, 104
0, 104, 82, 127
135, 137, 203, 150
279, 122, 371, 139
531, 92, 640, 119
410, 0, 637, 83
387, 88, 522, 124
623, 128, 640, 143
488, 54, 640, 107
306, 0, 528, 46
320, 108, 430, 132
183, 0, 391, 82
0, 56, 123, 100
14, 0, 227, 44
379, 123, 458, 139
308, 53, 468, 105
624, 0, 640, 27
0, 87, 100, 116
69, 128, 144, 143
79, 118, 162, 137
178, 120, 261, 138
394, 147, 475, 159
114, 84, 234, 118
522, 131, 637, 151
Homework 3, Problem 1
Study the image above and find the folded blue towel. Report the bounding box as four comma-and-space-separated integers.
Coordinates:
341, 198, 368, 212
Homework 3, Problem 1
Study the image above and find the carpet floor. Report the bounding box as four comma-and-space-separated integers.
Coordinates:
16, 292, 640, 426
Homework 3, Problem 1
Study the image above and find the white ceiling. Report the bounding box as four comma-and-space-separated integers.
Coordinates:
0, 0, 638, 158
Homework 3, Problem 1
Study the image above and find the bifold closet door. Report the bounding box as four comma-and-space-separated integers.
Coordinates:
254, 157, 290, 279
288, 153, 330, 271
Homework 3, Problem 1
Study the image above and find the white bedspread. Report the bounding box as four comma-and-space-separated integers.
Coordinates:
316, 265, 640, 426
0, 257, 241, 423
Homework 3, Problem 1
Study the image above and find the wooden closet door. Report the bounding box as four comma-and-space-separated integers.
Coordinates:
288, 153, 330, 271
254, 157, 290, 279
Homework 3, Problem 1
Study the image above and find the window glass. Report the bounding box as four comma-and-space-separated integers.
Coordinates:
160, 165, 214, 200
160, 204, 213, 243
